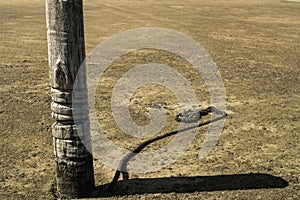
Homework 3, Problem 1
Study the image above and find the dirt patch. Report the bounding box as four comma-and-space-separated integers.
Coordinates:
284, 0, 300, 3
0, 0, 299, 199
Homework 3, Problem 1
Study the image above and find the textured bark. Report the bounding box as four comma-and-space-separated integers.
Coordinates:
46, 0, 95, 198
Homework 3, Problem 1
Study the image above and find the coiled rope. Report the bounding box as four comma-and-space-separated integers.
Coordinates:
110, 106, 227, 187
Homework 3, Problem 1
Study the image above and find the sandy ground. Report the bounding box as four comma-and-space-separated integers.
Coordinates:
0, 0, 299, 199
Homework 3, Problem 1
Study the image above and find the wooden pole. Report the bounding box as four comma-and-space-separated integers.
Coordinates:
46, 0, 95, 198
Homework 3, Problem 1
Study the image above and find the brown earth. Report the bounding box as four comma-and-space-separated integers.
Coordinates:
0, 0, 299, 199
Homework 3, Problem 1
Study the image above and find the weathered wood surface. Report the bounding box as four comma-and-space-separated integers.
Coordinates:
46, 0, 95, 198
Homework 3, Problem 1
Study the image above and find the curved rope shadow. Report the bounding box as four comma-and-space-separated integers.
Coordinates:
111, 106, 227, 184
90, 107, 288, 197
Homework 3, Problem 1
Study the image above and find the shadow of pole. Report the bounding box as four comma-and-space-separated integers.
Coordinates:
92, 173, 288, 197
90, 108, 288, 197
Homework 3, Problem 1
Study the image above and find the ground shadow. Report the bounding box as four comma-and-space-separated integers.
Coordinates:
91, 173, 288, 197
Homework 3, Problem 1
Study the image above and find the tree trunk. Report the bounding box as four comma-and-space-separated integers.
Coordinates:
45, 0, 95, 198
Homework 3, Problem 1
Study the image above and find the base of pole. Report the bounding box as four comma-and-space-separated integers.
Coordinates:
53, 137, 95, 199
